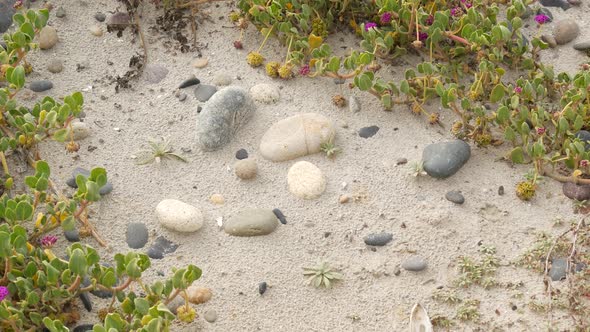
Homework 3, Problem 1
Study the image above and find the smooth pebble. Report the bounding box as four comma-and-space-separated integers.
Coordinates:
223, 209, 278, 236
156, 199, 203, 233
234, 159, 257, 180
287, 161, 326, 199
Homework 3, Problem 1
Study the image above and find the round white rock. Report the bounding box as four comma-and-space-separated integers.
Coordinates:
287, 161, 326, 199
156, 199, 203, 232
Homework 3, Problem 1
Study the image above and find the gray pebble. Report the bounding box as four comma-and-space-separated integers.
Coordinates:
401, 256, 428, 272
55, 7, 66, 18
179, 76, 200, 89
445, 190, 465, 204
73, 325, 94, 332
272, 208, 287, 225
66, 167, 113, 195
540, 0, 571, 10
422, 140, 471, 178
79, 293, 92, 312
541, 34, 557, 48
146, 236, 178, 259
573, 41, 590, 51
0, 0, 15, 34
553, 19, 579, 45
359, 126, 380, 138
178, 93, 187, 102
363, 232, 393, 246
498, 186, 504, 195
64, 229, 80, 242
194, 84, 217, 102
94, 12, 106, 22
562, 182, 590, 201
236, 148, 248, 160
204, 310, 218, 323
47, 59, 64, 73
549, 258, 567, 281
126, 223, 148, 249
396, 158, 408, 165
259, 281, 267, 295
29, 80, 53, 92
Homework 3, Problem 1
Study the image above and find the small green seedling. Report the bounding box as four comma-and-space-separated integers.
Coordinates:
136, 137, 187, 165
303, 262, 343, 288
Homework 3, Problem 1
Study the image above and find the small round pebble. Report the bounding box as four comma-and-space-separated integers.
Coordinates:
47, 59, 63, 73
192, 58, 208, 68
126, 223, 148, 249
364, 232, 393, 246
64, 229, 80, 242
396, 158, 408, 165
272, 208, 287, 225
55, 7, 66, 18
71, 122, 90, 140
89, 25, 103, 36
234, 159, 257, 180
259, 281, 267, 295
204, 310, 218, 323
235, 148, 248, 160
359, 126, 380, 138
339, 194, 350, 204
29, 80, 53, 92
401, 256, 428, 272
210, 194, 225, 205
498, 186, 505, 196
94, 12, 106, 22
445, 190, 465, 204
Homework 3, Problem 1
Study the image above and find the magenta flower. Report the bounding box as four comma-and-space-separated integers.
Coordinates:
451, 7, 463, 17
461, 0, 473, 8
419, 32, 428, 41
534, 14, 550, 24
514, 86, 522, 93
380, 12, 392, 25
581, 160, 589, 167
537, 127, 546, 135
364, 22, 378, 31
299, 64, 310, 76
0, 286, 8, 301
13, 0, 23, 9
425, 15, 434, 25
40, 235, 58, 248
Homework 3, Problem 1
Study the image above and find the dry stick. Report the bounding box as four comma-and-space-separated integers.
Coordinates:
542, 168, 590, 185
134, 12, 148, 63
0, 124, 108, 247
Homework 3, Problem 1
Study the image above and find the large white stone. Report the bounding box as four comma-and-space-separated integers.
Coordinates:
287, 161, 326, 199
156, 199, 203, 233
259, 113, 335, 162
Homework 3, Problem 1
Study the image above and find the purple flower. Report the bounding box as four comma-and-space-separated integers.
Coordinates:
451, 7, 462, 17
581, 160, 589, 167
419, 32, 428, 41
464, 2, 473, 8
0, 286, 8, 301
534, 14, 550, 24
537, 127, 546, 135
380, 12, 392, 25
364, 22, 377, 31
425, 15, 434, 25
514, 86, 522, 93
299, 65, 310, 76
40, 235, 58, 248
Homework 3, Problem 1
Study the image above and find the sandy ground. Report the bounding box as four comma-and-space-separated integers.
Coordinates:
12, 0, 590, 330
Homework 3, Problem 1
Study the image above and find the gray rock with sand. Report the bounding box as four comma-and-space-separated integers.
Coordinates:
223, 209, 278, 236
422, 140, 471, 178
197, 86, 255, 151
260, 113, 335, 162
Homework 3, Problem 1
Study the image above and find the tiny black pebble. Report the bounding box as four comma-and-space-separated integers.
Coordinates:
324, 232, 331, 238
258, 281, 267, 295
272, 208, 287, 224
498, 185, 505, 195
511, 305, 517, 311
477, 240, 483, 246
179, 77, 201, 89
235, 148, 249, 160
197, 106, 202, 113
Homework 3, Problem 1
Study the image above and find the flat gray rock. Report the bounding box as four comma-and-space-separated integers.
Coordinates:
422, 140, 471, 178
364, 232, 393, 246
574, 41, 590, 51
562, 182, 590, 201
402, 256, 428, 272
553, 19, 579, 45
29, 80, 54, 92
223, 209, 278, 236
549, 258, 567, 281
445, 190, 465, 204
194, 84, 217, 102
196, 86, 255, 151
146, 236, 179, 259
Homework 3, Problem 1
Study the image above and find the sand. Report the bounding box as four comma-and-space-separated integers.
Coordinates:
13, 0, 590, 330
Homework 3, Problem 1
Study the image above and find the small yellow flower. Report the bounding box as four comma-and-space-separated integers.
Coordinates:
176, 305, 197, 323
246, 52, 264, 67
265, 62, 280, 78
516, 181, 536, 201
278, 64, 293, 79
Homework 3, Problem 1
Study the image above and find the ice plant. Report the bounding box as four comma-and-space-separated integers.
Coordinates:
0, 286, 8, 301
380, 12, 392, 25
364, 22, 377, 31
534, 14, 550, 25
40, 235, 58, 248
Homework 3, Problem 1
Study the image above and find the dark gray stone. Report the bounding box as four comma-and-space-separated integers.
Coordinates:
258, 281, 267, 295
359, 126, 380, 138
272, 208, 287, 225
333, 78, 346, 85
79, 293, 92, 312
126, 223, 148, 249
82, 276, 113, 299
574, 41, 590, 51
236, 148, 248, 160
196, 87, 256, 151
422, 140, 471, 178
107, 12, 130, 27
498, 186, 505, 196
73, 325, 94, 332
396, 158, 408, 165
401, 256, 427, 272
363, 232, 393, 246
575, 130, 590, 149
549, 258, 567, 281
445, 190, 465, 204
178, 76, 200, 89
146, 236, 178, 260
178, 93, 187, 102
29, 80, 53, 92
562, 182, 590, 201
194, 84, 217, 102
66, 167, 113, 195
0, 0, 15, 34
94, 12, 106, 22
540, 0, 571, 10
64, 229, 80, 242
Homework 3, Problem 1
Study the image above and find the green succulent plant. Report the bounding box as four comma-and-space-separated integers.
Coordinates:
303, 262, 343, 288
135, 137, 187, 165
